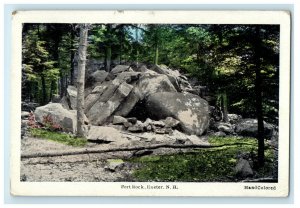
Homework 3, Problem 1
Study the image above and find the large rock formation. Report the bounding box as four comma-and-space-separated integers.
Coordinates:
57, 64, 211, 136
145, 92, 210, 136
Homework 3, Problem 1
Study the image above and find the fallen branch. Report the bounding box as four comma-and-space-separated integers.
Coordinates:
242, 177, 277, 182
21, 142, 255, 159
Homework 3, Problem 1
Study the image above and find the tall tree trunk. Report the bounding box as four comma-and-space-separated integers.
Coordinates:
155, 42, 159, 65
41, 74, 47, 105
59, 75, 66, 98
119, 26, 124, 64
70, 29, 75, 85
105, 46, 112, 72
254, 26, 265, 167
222, 92, 228, 122
135, 26, 139, 66
49, 80, 55, 102
76, 24, 89, 137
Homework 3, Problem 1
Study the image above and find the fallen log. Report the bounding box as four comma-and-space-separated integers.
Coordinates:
21, 142, 254, 159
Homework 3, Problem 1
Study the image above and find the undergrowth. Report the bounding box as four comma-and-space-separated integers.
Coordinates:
129, 136, 276, 182
30, 128, 87, 147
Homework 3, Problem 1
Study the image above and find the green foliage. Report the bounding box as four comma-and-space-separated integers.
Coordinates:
129, 137, 275, 182
22, 23, 279, 124
30, 128, 87, 147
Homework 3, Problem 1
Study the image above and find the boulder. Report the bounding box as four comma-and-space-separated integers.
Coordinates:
87, 70, 108, 84
137, 73, 178, 98
146, 92, 210, 136
86, 80, 134, 125
228, 114, 242, 124
235, 119, 274, 138
111, 65, 133, 75
66, 85, 77, 110
34, 103, 77, 133
113, 87, 142, 117
213, 122, 234, 134
84, 85, 108, 113
85, 126, 129, 145
234, 158, 254, 178
112, 115, 128, 125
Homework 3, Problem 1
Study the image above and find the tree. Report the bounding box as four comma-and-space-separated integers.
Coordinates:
22, 24, 59, 105
76, 24, 89, 137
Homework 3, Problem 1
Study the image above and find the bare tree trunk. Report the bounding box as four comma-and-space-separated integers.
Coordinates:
105, 46, 112, 72
254, 26, 265, 167
70, 29, 75, 85
76, 24, 89, 137
222, 92, 228, 123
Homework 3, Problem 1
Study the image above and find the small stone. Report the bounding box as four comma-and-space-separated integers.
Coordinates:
112, 115, 128, 125
124, 122, 133, 128
165, 127, 173, 134
152, 120, 165, 127
213, 131, 226, 137
128, 125, 143, 132
127, 117, 137, 124
235, 158, 254, 178
163, 117, 180, 128
146, 125, 152, 131
155, 128, 165, 134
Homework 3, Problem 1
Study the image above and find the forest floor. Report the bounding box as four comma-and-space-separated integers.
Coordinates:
20, 136, 192, 182
21, 131, 277, 182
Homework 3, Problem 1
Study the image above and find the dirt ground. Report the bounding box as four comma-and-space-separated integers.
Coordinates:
21, 136, 204, 182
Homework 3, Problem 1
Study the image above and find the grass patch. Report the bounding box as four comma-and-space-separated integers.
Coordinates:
30, 128, 87, 147
129, 136, 276, 182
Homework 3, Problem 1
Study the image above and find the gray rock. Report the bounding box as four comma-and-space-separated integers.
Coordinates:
113, 87, 142, 117
34, 103, 77, 133
163, 117, 180, 128
128, 121, 143, 132
127, 117, 137, 124
137, 73, 178, 98
86, 81, 133, 125
111, 65, 133, 75
135, 65, 148, 73
212, 131, 227, 137
214, 122, 234, 134
51, 94, 61, 103
88, 70, 108, 83
124, 122, 133, 128
235, 119, 274, 138
104, 159, 125, 172
112, 116, 128, 125
60, 96, 70, 110
85, 126, 128, 144
21, 111, 30, 119
146, 92, 210, 136
235, 158, 254, 178
84, 85, 108, 113
66, 85, 77, 110
151, 120, 165, 127
228, 114, 242, 124
145, 125, 152, 131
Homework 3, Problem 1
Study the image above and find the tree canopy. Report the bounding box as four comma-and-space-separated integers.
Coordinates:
22, 23, 279, 126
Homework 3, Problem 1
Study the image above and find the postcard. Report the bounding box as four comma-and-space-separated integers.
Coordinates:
10, 10, 290, 196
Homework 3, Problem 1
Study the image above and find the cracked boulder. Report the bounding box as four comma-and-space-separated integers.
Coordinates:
145, 92, 210, 136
